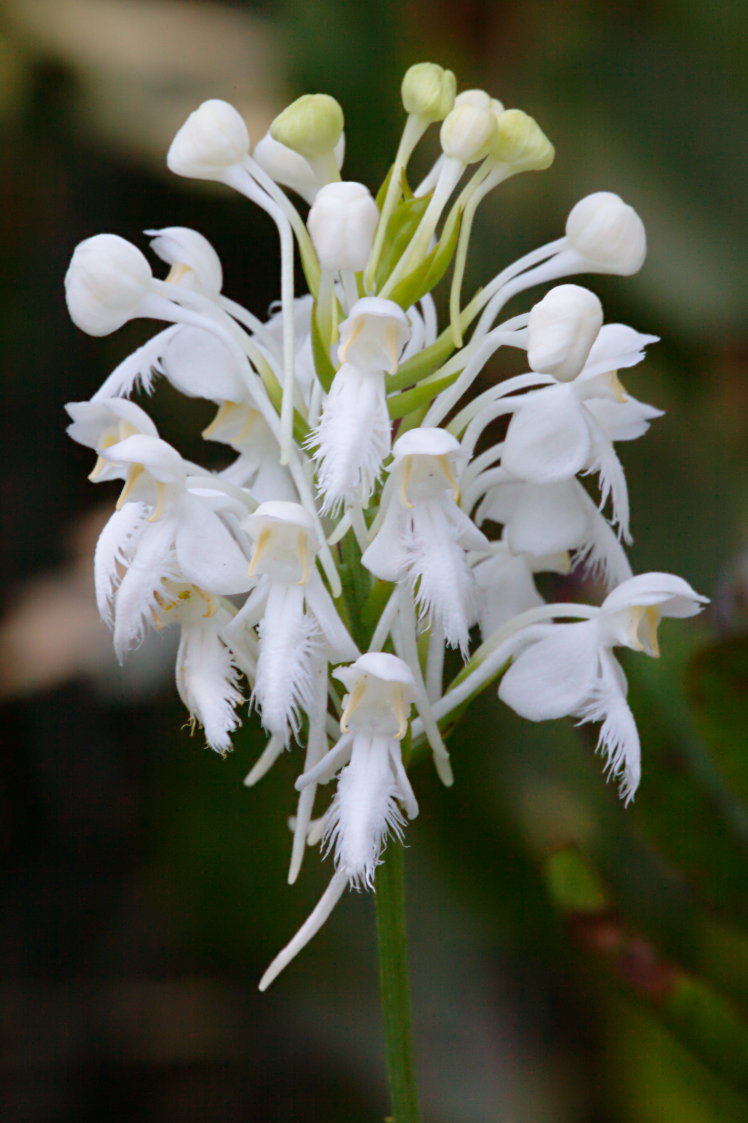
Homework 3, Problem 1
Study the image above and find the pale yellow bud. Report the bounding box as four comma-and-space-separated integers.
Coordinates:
491, 109, 555, 171
270, 94, 344, 159
401, 62, 456, 122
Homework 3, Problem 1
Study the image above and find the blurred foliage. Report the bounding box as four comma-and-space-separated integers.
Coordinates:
1, 0, 747, 1121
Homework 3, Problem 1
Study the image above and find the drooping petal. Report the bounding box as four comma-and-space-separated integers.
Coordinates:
323, 734, 406, 889
406, 500, 477, 653
161, 326, 248, 402
112, 519, 178, 659
253, 582, 320, 744
313, 364, 391, 512
93, 501, 148, 625
577, 650, 641, 804
361, 500, 408, 583
586, 425, 630, 541
92, 327, 180, 399
175, 616, 244, 753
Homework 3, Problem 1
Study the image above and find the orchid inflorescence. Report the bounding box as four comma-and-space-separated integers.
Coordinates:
65, 63, 706, 989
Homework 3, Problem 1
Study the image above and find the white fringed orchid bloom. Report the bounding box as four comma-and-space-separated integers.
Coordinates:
259, 653, 418, 990
65, 62, 706, 997
312, 298, 410, 512
67, 420, 252, 657
152, 581, 247, 754
498, 573, 708, 803
474, 473, 632, 588
494, 294, 660, 539
363, 427, 488, 653
229, 501, 358, 744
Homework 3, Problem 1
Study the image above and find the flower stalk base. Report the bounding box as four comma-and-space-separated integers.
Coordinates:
375, 841, 421, 1123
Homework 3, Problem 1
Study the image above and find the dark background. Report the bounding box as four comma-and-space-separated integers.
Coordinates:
1, 1, 747, 1119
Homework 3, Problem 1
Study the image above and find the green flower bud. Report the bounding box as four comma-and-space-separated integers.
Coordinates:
401, 62, 456, 123
491, 109, 555, 171
270, 93, 344, 159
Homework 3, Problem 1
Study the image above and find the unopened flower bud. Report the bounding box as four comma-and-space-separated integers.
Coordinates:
270, 94, 344, 160
401, 62, 456, 122
253, 132, 345, 204
167, 99, 249, 181
527, 284, 603, 381
308, 182, 379, 272
65, 234, 152, 336
146, 227, 223, 297
566, 192, 647, 275
491, 109, 554, 171
440, 97, 497, 164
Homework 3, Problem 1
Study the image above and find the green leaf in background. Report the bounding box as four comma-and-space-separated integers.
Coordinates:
687, 636, 748, 805
544, 846, 748, 1101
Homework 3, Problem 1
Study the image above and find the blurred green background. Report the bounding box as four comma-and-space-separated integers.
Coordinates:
1, 1, 747, 1120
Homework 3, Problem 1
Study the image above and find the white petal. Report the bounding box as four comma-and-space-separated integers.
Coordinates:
304, 572, 359, 661
602, 573, 708, 618
506, 479, 590, 556
175, 618, 243, 753
407, 501, 477, 653
253, 583, 319, 744
313, 365, 390, 512
474, 550, 544, 638
582, 323, 658, 377
498, 621, 600, 721
584, 394, 663, 442
577, 651, 641, 804
501, 387, 591, 483
258, 870, 348, 991
175, 495, 252, 594
161, 326, 247, 402
361, 501, 408, 582
104, 434, 186, 484
586, 428, 630, 540
112, 519, 177, 659
93, 502, 148, 625
323, 734, 405, 888
92, 327, 181, 399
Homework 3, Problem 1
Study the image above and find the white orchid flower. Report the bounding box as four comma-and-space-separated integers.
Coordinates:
363, 427, 488, 653
227, 501, 358, 745
312, 298, 410, 513
474, 472, 632, 588
497, 573, 708, 803
497, 311, 660, 539
89, 432, 251, 657
259, 653, 418, 990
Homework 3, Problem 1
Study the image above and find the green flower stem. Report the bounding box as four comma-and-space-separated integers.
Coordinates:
375, 841, 422, 1123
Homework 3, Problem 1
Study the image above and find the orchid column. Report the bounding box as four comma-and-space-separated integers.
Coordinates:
64, 60, 706, 1123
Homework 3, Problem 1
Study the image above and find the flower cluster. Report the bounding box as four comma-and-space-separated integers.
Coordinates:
65, 63, 706, 988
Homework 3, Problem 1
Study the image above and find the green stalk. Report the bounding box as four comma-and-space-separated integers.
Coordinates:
375, 841, 421, 1123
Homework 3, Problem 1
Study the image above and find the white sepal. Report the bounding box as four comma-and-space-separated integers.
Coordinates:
65, 235, 152, 336
565, 192, 647, 276
527, 284, 603, 381
146, 227, 223, 297
167, 99, 249, 181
